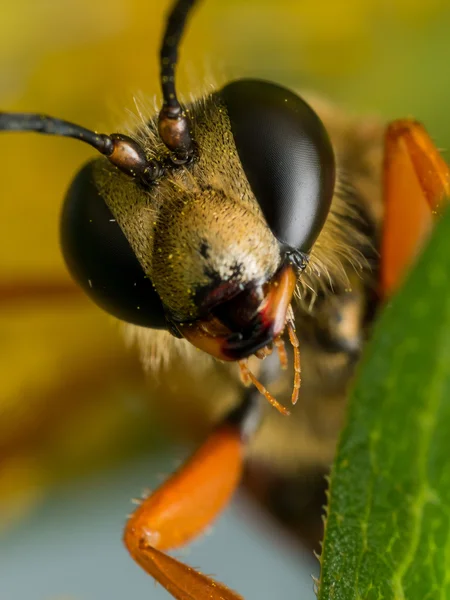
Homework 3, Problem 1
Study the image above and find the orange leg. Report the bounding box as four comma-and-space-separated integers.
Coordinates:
123, 394, 261, 600
381, 120, 450, 298
0, 279, 81, 304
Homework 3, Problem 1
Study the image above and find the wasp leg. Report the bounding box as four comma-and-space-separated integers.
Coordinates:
381, 119, 450, 297
0, 279, 81, 304
123, 392, 261, 600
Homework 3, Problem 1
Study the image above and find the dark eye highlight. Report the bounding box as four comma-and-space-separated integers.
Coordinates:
60, 160, 167, 329
219, 79, 335, 252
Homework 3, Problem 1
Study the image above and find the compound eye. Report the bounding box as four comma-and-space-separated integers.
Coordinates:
60, 160, 167, 329
219, 79, 335, 252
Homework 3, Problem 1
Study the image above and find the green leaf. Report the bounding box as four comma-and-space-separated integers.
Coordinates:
318, 206, 450, 600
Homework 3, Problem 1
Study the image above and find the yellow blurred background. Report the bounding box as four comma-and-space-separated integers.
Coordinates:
1, 0, 449, 532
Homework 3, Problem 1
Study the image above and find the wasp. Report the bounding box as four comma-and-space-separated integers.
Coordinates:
1, 0, 449, 598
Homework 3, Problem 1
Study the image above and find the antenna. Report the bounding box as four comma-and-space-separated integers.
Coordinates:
158, 0, 199, 161
0, 0, 200, 179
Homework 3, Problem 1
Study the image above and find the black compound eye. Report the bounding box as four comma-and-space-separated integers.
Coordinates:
60, 160, 167, 329
219, 79, 335, 252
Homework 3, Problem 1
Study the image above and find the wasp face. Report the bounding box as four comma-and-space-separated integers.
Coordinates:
61, 80, 335, 363
148, 185, 295, 361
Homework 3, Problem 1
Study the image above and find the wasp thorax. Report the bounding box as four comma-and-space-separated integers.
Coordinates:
150, 188, 281, 322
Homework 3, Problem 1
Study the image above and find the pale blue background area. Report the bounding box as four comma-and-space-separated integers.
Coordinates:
0, 449, 318, 600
